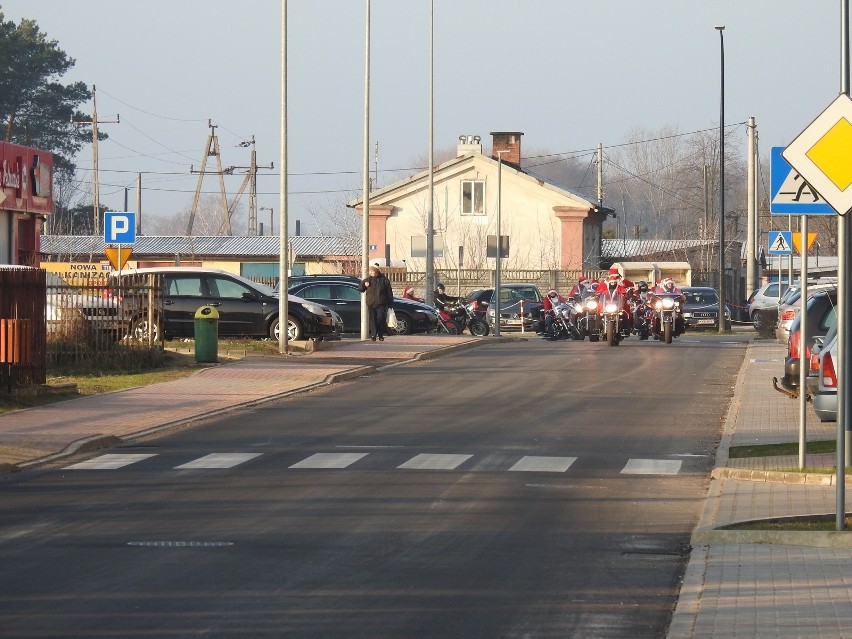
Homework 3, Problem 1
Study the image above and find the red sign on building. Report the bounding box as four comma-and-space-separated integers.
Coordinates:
0, 142, 54, 265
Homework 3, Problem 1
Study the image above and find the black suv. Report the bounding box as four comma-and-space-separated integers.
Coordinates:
109, 267, 342, 342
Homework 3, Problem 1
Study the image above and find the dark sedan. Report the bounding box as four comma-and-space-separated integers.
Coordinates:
481, 283, 544, 332
109, 267, 342, 342
681, 287, 731, 331
287, 280, 439, 334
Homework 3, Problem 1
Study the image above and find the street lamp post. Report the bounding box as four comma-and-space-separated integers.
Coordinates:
494, 150, 509, 338
715, 25, 726, 334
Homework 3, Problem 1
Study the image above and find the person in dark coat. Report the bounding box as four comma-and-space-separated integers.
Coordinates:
359, 265, 394, 341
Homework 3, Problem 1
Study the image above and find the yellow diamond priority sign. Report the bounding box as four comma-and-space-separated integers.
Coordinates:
783, 94, 852, 215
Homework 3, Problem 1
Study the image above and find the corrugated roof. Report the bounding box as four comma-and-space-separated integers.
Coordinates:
40, 235, 361, 258
602, 238, 714, 259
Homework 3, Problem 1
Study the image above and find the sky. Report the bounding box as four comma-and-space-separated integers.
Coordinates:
3, 0, 846, 235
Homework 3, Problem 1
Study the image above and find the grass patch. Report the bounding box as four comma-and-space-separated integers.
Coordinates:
729, 440, 836, 458
722, 514, 852, 531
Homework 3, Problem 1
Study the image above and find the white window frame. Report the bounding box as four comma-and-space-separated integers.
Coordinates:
461, 180, 486, 216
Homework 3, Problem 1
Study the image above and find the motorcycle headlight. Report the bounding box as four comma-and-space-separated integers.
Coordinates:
604, 302, 619, 313
662, 298, 675, 310
573, 303, 584, 313
585, 299, 598, 310
655, 300, 663, 311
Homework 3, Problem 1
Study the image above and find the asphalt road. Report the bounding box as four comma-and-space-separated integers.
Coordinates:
0, 334, 746, 639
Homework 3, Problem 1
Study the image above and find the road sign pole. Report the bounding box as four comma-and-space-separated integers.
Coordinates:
798, 214, 808, 469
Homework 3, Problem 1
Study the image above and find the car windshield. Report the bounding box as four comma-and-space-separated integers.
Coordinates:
684, 290, 718, 305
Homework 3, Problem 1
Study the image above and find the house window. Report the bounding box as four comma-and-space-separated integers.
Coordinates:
461, 180, 485, 215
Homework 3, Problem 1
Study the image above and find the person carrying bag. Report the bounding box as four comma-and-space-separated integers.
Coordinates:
359, 265, 394, 341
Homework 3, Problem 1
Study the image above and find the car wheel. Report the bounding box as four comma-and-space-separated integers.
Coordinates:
394, 312, 412, 335
269, 316, 303, 341
130, 315, 161, 342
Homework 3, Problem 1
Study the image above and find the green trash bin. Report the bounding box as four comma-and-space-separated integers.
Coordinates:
194, 305, 219, 363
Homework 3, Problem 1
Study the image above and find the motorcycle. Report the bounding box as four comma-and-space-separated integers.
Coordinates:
651, 292, 684, 344
570, 293, 601, 342
600, 297, 622, 347
542, 302, 573, 340
464, 303, 490, 337
436, 305, 463, 334
632, 297, 651, 341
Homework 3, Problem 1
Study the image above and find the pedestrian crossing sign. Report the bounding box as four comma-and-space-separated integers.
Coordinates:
768, 230, 793, 255
770, 147, 833, 214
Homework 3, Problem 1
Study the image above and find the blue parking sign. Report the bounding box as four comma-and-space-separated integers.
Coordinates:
104, 212, 136, 244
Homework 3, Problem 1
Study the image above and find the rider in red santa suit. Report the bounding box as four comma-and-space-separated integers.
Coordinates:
652, 277, 686, 335
568, 275, 592, 299
596, 268, 633, 333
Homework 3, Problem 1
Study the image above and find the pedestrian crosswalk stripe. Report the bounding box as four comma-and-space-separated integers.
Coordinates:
397, 453, 473, 470
64, 453, 157, 470
290, 452, 369, 469
174, 453, 262, 469
509, 456, 577, 473
621, 459, 682, 475
61, 452, 686, 475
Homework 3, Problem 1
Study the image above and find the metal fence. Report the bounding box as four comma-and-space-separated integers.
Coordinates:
0, 268, 47, 388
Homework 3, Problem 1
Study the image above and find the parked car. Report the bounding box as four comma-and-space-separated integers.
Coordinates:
44, 271, 124, 337
286, 279, 439, 334
681, 286, 731, 331
775, 288, 837, 396
747, 281, 791, 335
774, 281, 836, 343
481, 283, 544, 332
108, 267, 341, 342
813, 326, 838, 422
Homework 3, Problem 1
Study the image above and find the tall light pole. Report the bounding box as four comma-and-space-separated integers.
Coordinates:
715, 25, 726, 334
360, 0, 371, 341
493, 150, 509, 338
279, 0, 289, 354
425, 0, 435, 307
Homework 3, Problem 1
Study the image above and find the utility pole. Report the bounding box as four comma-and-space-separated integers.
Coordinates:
73, 85, 118, 235
596, 142, 604, 205
218, 136, 273, 235
187, 120, 232, 236
746, 116, 757, 301
136, 173, 142, 236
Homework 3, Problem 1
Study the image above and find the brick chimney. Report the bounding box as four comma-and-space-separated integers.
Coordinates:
490, 131, 523, 167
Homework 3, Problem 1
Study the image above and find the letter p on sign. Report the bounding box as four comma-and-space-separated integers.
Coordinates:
104, 212, 136, 244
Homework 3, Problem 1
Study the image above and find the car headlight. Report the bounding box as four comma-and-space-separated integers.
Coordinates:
604, 302, 619, 313
683, 312, 692, 318
301, 301, 328, 316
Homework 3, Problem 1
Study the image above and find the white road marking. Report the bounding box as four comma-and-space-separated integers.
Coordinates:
289, 452, 369, 469
175, 453, 262, 469
64, 454, 157, 470
621, 459, 682, 475
397, 453, 472, 470
509, 456, 577, 473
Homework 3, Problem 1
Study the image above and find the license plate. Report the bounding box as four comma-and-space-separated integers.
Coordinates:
697, 319, 715, 325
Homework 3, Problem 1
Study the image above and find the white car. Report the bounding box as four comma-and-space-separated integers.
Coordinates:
747, 281, 790, 335
812, 326, 838, 422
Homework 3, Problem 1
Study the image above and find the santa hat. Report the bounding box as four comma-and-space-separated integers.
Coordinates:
578, 276, 587, 283
607, 267, 620, 281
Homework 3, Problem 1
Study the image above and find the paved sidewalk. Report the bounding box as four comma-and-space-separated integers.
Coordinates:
0, 334, 482, 471
667, 338, 852, 639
